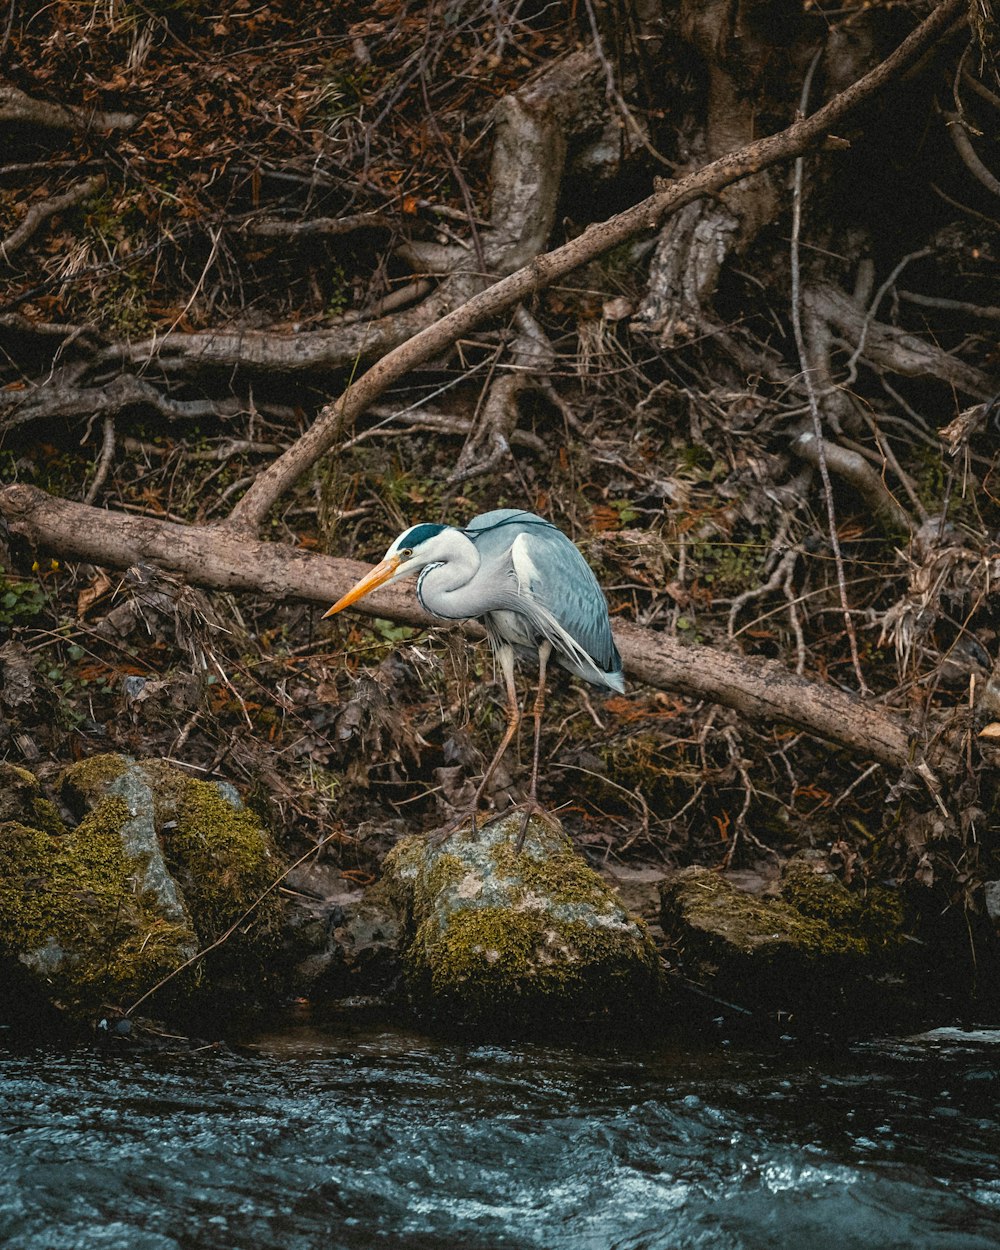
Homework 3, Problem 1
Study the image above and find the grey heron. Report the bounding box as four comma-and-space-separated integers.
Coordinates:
323, 509, 624, 847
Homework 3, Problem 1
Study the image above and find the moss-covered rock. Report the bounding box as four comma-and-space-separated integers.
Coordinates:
0, 754, 284, 1024
0, 804, 197, 1020
660, 861, 907, 1026
381, 813, 659, 1029
779, 855, 904, 952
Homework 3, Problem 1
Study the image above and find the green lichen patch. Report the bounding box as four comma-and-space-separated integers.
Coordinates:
381, 814, 659, 1028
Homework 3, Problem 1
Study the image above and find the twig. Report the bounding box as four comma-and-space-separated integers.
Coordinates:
961, 63, 1000, 111
842, 248, 933, 385
942, 108, 1000, 198
125, 829, 342, 1016
864, 413, 929, 523
898, 288, 1000, 321
790, 51, 869, 693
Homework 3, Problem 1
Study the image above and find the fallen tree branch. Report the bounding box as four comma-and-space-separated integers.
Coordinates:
0, 84, 137, 132
0, 482, 916, 773
224, 0, 966, 534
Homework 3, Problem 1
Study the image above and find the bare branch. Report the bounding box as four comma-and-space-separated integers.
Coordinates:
898, 289, 1000, 321
943, 109, 1000, 198
0, 84, 137, 132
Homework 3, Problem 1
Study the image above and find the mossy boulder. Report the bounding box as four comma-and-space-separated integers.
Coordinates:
660, 860, 906, 1027
380, 813, 659, 1030
0, 754, 284, 1024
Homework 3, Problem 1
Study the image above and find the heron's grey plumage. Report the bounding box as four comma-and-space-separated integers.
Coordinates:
461, 509, 624, 691
329, 508, 624, 842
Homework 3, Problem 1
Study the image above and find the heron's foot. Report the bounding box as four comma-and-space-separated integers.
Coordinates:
427, 806, 483, 847
508, 799, 561, 853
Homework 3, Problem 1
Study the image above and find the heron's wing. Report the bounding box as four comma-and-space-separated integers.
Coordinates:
507, 528, 623, 688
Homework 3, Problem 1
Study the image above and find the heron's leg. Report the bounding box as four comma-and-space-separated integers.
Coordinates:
428, 645, 519, 845
527, 640, 551, 804
514, 640, 553, 853
471, 642, 520, 808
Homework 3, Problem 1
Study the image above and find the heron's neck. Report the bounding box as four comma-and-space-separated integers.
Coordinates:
416, 531, 482, 618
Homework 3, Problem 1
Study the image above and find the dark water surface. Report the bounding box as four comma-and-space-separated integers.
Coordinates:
2, 1019, 999, 1250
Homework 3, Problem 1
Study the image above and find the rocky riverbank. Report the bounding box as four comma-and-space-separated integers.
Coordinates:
4, 753, 988, 1042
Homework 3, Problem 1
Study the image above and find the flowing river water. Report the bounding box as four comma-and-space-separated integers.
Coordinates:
2, 1016, 999, 1250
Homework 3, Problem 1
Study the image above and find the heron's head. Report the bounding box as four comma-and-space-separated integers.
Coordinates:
322, 523, 448, 617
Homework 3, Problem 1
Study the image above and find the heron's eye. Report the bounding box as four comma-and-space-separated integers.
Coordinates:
399, 548, 413, 558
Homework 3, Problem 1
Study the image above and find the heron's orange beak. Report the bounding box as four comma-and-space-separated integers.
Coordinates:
322, 554, 402, 618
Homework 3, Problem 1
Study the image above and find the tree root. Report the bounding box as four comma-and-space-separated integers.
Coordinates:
1, 176, 105, 263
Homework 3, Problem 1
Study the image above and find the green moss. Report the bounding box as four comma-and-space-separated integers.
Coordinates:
422, 852, 467, 905
59, 753, 132, 813
661, 863, 910, 1016
140, 760, 281, 946
665, 868, 845, 958
409, 898, 657, 1020
780, 860, 904, 952
382, 835, 436, 919
488, 835, 614, 908
412, 904, 538, 997
0, 763, 66, 834
385, 816, 659, 1025
2, 755, 286, 1020
29, 798, 67, 837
